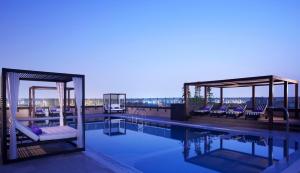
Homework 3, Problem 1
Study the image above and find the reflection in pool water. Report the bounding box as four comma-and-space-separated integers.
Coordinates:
85, 120, 298, 173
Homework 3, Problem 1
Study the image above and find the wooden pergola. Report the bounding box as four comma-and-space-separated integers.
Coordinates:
184, 75, 299, 128
29, 86, 74, 117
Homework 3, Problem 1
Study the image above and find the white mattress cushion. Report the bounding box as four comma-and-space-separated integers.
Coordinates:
15, 121, 39, 142
39, 126, 77, 141
194, 110, 209, 113
111, 108, 124, 111
110, 104, 120, 109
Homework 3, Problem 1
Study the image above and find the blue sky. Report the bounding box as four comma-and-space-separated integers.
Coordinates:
1, 0, 300, 98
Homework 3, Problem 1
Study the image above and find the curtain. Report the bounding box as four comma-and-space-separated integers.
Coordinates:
73, 77, 83, 148
56, 82, 64, 126
6, 72, 20, 159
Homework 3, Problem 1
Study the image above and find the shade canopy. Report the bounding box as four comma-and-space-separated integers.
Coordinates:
185, 75, 298, 88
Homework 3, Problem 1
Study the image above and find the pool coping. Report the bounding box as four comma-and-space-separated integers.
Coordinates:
84, 149, 142, 173
262, 150, 300, 173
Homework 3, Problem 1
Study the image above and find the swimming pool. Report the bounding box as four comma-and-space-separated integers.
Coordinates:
85, 120, 299, 173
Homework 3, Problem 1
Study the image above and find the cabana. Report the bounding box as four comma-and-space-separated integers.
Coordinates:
103, 93, 126, 114
184, 75, 299, 129
1, 68, 85, 163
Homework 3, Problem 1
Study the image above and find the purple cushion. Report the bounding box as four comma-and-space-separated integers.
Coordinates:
198, 105, 212, 111
50, 108, 60, 113
255, 107, 264, 112
29, 125, 42, 135
204, 105, 212, 110
36, 109, 43, 113
234, 107, 244, 112
219, 106, 227, 111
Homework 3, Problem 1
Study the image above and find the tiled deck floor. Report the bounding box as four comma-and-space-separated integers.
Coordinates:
0, 152, 115, 173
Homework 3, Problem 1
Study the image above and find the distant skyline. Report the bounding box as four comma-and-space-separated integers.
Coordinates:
1, 0, 300, 98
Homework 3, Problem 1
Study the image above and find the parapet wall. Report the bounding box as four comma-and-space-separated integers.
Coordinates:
126, 107, 171, 119
13, 106, 171, 119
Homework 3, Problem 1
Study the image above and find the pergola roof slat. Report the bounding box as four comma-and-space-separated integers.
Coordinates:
186, 75, 298, 88
3, 68, 83, 82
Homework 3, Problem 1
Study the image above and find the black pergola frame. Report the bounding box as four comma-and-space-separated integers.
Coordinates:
184, 75, 299, 129
1, 68, 85, 164
103, 93, 127, 114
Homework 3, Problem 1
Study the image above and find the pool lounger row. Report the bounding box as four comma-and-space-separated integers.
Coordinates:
192, 104, 267, 120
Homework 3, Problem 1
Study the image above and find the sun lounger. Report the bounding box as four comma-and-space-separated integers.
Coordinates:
34, 107, 47, 124
49, 107, 60, 117
226, 104, 247, 118
245, 103, 267, 120
65, 107, 73, 116
210, 105, 228, 117
192, 104, 214, 115
49, 107, 60, 123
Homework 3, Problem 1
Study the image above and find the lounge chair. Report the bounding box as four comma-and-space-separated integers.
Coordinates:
49, 107, 60, 117
65, 107, 73, 116
192, 104, 214, 115
245, 103, 267, 120
65, 107, 75, 123
34, 107, 47, 124
226, 104, 247, 118
49, 107, 60, 123
15, 120, 77, 144
35, 107, 46, 116
210, 105, 228, 117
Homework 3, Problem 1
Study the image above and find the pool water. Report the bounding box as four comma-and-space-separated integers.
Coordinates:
85, 121, 298, 173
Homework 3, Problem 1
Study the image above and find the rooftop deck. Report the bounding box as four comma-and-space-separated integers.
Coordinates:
2, 114, 300, 173
0, 152, 114, 173
0, 149, 142, 173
